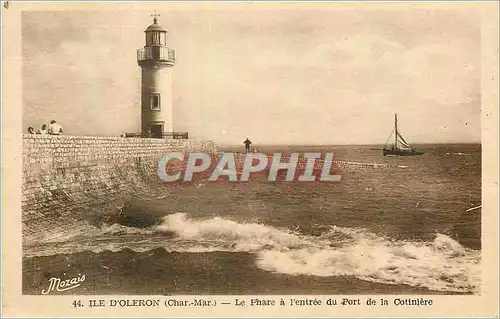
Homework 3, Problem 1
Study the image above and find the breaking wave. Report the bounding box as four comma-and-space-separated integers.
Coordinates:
24, 212, 480, 293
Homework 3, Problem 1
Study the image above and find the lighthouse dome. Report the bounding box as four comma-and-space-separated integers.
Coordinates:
145, 18, 167, 32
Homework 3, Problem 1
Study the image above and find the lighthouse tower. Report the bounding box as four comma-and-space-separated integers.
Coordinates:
137, 14, 175, 138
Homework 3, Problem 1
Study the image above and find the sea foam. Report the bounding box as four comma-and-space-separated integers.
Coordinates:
24, 212, 480, 293
158, 213, 481, 293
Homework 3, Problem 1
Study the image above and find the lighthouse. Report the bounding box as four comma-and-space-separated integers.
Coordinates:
137, 14, 175, 138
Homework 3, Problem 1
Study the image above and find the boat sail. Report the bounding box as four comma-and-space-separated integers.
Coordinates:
383, 113, 424, 156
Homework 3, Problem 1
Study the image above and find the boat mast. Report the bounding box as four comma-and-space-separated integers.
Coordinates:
394, 113, 398, 150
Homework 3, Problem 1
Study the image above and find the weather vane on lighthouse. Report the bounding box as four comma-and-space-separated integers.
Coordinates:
151, 10, 160, 23
136, 12, 176, 138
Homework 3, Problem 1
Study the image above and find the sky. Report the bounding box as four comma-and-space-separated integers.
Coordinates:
22, 6, 481, 145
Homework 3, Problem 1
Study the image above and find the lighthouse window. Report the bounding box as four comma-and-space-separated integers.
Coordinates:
150, 93, 161, 110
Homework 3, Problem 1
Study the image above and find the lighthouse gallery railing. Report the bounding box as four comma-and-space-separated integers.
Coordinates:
137, 47, 176, 63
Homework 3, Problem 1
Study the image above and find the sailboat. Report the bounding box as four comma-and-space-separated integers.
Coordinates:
382, 113, 424, 156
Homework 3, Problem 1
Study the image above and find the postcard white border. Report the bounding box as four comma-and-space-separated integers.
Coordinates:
2, 1, 498, 317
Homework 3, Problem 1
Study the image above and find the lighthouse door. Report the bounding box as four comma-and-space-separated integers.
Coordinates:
150, 124, 163, 138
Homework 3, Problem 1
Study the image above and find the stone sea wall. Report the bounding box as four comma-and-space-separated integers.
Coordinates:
22, 134, 218, 245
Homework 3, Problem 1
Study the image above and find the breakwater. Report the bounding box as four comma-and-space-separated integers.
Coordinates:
22, 134, 218, 245
231, 153, 389, 170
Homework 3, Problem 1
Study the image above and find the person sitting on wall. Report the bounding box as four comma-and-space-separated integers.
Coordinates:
48, 120, 63, 135
27, 127, 35, 134
37, 124, 48, 137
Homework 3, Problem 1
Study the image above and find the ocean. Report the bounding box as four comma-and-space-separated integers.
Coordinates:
22, 144, 481, 295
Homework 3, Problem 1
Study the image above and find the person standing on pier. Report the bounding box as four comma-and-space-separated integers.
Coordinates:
243, 138, 252, 153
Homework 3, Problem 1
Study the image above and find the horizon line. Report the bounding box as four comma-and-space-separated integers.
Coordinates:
218, 142, 482, 147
